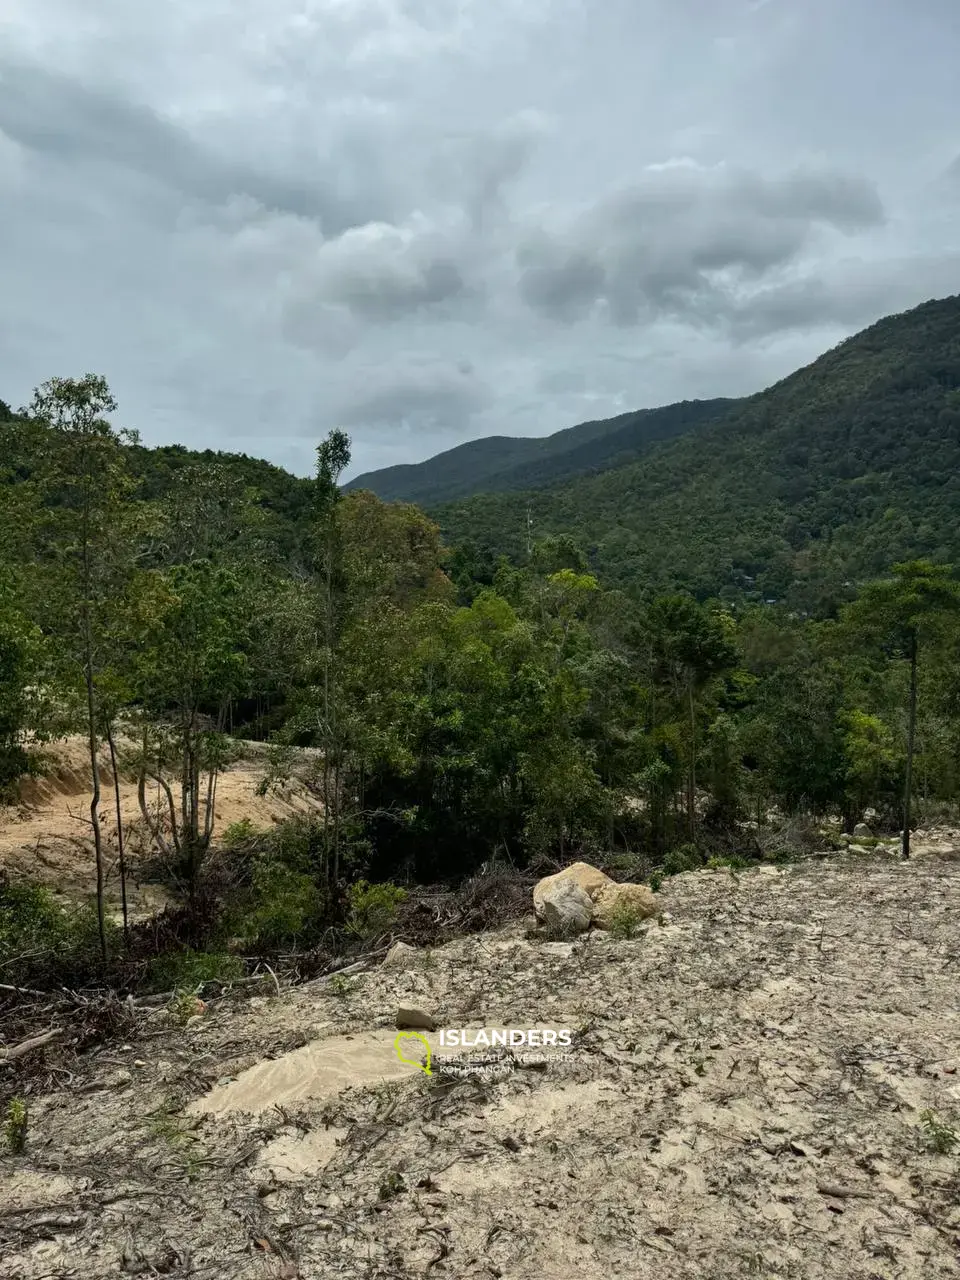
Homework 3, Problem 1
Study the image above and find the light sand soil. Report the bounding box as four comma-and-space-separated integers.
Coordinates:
0, 737, 323, 915
2, 850, 960, 1279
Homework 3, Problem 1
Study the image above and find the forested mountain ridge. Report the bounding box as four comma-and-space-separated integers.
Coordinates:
433, 295, 960, 612
343, 397, 735, 505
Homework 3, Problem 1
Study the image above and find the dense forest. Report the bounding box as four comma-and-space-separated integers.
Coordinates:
344, 397, 735, 506
433, 294, 960, 613
2, 296, 960, 994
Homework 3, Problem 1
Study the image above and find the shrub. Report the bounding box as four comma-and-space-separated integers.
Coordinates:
144, 948, 243, 994
346, 879, 407, 940
220, 819, 265, 851
0, 876, 119, 990
239, 860, 324, 950
662, 844, 702, 876
920, 1109, 958, 1155
606, 901, 645, 940
3, 1098, 27, 1154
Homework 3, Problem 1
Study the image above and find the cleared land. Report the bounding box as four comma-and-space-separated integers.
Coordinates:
2, 846, 959, 1279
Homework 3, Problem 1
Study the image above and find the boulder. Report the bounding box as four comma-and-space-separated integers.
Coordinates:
533, 861, 611, 920
852, 822, 872, 838
592, 882, 659, 930
381, 942, 419, 971
539, 880, 593, 935
396, 1004, 437, 1031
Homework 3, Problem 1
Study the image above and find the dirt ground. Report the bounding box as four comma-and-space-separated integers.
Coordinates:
2, 846, 959, 1279
0, 737, 323, 918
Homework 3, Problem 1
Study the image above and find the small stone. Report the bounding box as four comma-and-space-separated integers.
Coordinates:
852, 822, 872, 838
382, 942, 419, 971
396, 1004, 437, 1031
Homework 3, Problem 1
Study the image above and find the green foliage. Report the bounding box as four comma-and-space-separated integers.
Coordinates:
346, 880, 407, 939
433, 296, 960, 608
606, 900, 646, 940
345, 400, 733, 507
243, 860, 324, 950
0, 609, 38, 797
0, 877, 119, 989
3, 1098, 27, 1155
662, 844, 703, 876
144, 948, 243, 994
220, 819, 263, 851
919, 1109, 958, 1155
167, 989, 206, 1024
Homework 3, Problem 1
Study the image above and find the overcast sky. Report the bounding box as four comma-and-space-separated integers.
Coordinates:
2, 0, 959, 480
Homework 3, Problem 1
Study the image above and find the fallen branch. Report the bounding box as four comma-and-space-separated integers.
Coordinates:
816, 1181, 873, 1200
0, 1028, 62, 1063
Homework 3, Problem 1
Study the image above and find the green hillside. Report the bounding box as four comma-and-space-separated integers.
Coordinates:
434, 295, 960, 613
343, 397, 735, 505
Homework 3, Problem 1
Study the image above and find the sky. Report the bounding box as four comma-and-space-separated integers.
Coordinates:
1, 0, 959, 481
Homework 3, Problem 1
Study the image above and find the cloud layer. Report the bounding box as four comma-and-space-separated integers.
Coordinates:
2, 0, 959, 477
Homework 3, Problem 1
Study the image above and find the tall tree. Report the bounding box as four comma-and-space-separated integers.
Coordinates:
28, 376, 138, 960
311, 430, 351, 891
633, 595, 738, 839
842, 561, 960, 858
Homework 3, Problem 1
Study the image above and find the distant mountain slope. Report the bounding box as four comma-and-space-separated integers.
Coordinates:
434, 295, 960, 612
343, 397, 736, 505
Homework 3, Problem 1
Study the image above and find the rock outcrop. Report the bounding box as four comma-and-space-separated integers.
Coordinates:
533, 861, 659, 933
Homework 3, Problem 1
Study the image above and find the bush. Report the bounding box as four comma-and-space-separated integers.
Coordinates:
606, 901, 645, 940
346, 880, 407, 940
238, 860, 324, 950
0, 875, 118, 990
216, 815, 330, 952
220, 819, 265, 852
3, 1098, 27, 1154
662, 844, 703, 876
144, 948, 243, 994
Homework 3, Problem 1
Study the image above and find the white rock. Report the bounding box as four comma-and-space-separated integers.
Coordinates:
382, 942, 419, 971
533, 862, 611, 920
539, 880, 593, 935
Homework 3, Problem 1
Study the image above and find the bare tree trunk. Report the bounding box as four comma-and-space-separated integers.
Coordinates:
902, 633, 918, 860
106, 721, 129, 946
83, 639, 108, 963
687, 683, 697, 842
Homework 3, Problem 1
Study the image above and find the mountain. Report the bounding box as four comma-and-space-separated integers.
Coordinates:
433, 295, 960, 612
343, 398, 736, 505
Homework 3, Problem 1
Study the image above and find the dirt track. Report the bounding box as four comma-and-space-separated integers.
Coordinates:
2, 849, 959, 1279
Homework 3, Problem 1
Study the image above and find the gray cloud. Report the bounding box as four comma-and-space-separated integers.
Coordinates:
1, 0, 959, 479
0, 58, 386, 233
337, 359, 492, 433
517, 164, 885, 328
291, 220, 474, 326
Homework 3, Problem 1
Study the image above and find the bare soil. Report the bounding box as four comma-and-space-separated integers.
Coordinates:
2, 847, 960, 1279
0, 737, 323, 918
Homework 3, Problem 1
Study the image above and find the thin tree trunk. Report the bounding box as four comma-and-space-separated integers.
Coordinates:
83, 638, 108, 963
106, 721, 129, 946
688, 683, 697, 842
902, 634, 918, 860
79, 472, 108, 964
